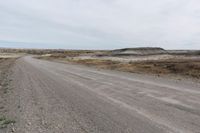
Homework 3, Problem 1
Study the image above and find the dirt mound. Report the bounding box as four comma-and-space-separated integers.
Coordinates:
112, 47, 200, 56
112, 47, 167, 56
167, 50, 200, 55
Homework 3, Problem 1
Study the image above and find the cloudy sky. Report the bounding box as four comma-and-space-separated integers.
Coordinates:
0, 0, 200, 49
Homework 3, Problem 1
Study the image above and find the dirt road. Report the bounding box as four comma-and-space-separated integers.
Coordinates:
8, 56, 200, 133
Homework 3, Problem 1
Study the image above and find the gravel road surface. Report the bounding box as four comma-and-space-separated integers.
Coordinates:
9, 56, 200, 133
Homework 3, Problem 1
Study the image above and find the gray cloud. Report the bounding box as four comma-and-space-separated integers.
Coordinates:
0, 0, 200, 49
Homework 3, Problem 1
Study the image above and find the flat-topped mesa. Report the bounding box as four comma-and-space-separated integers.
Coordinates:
112, 47, 167, 56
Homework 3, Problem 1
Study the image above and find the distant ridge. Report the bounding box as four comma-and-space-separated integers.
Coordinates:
112, 47, 166, 56
112, 47, 200, 56
113, 47, 164, 51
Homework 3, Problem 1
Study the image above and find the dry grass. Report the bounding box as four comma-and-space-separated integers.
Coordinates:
38, 55, 200, 79
128, 59, 200, 78
71, 59, 120, 69
64, 58, 200, 79
0, 116, 15, 129
36, 50, 111, 58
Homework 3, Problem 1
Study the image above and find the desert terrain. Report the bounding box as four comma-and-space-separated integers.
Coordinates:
0, 47, 200, 133
38, 47, 200, 79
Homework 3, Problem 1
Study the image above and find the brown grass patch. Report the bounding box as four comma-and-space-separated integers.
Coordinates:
67, 58, 200, 79
38, 56, 200, 79
128, 60, 199, 78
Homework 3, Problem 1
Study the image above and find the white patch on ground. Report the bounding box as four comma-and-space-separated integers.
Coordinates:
73, 54, 200, 63
0, 53, 23, 58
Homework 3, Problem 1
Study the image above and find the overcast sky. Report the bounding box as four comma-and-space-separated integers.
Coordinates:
0, 0, 200, 49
